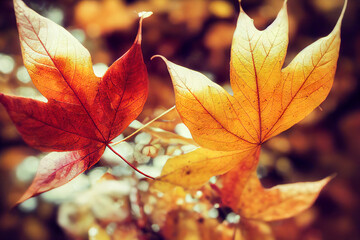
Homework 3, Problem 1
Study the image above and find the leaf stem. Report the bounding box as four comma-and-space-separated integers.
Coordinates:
107, 144, 154, 180
111, 105, 176, 146
232, 225, 238, 240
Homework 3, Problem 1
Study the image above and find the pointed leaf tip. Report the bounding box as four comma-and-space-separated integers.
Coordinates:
138, 11, 153, 19
151, 55, 167, 62
135, 11, 152, 44
15, 147, 105, 205
334, 0, 347, 31
151, 55, 173, 70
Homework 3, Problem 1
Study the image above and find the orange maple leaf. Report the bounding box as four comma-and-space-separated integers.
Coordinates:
154, 0, 346, 221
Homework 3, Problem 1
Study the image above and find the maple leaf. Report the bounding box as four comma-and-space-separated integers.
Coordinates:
156, 147, 258, 191
219, 150, 333, 221
154, 0, 346, 221
0, 0, 151, 204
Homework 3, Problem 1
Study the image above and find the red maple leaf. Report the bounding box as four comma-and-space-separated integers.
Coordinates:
0, 0, 152, 204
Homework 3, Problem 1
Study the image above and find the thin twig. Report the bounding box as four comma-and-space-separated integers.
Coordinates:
111, 105, 176, 146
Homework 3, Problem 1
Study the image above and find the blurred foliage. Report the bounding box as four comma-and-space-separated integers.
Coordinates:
0, 0, 359, 239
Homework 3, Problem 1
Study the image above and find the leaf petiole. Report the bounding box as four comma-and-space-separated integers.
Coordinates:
111, 105, 176, 146
107, 144, 155, 180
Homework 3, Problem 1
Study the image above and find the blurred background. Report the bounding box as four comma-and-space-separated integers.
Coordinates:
0, 0, 359, 239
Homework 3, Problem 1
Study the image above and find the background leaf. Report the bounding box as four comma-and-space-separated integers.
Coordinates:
220, 167, 333, 221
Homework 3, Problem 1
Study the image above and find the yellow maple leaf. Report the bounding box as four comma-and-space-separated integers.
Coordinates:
154, 0, 347, 221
